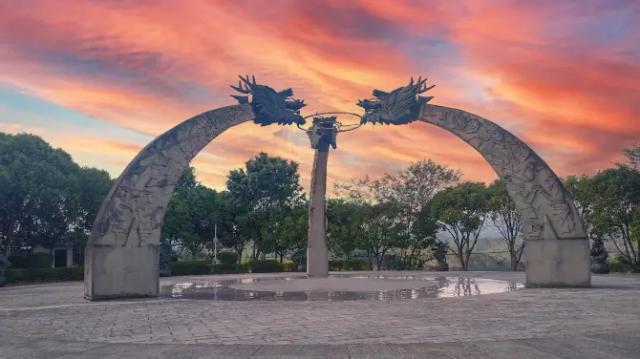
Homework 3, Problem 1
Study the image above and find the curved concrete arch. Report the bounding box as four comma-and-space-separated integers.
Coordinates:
85, 104, 254, 299
85, 101, 590, 300
420, 104, 590, 287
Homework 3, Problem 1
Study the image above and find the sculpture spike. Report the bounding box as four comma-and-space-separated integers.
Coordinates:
230, 82, 250, 94
231, 95, 249, 104
279, 88, 294, 97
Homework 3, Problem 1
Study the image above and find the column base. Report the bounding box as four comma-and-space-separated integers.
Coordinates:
84, 244, 159, 300
306, 247, 329, 277
525, 239, 591, 288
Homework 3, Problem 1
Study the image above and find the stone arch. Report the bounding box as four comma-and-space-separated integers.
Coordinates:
84, 104, 254, 299
85, 102, 590, 300
420, 104, 589, 287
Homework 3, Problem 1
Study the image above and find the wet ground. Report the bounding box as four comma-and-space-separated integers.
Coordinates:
160, 274, 523, 301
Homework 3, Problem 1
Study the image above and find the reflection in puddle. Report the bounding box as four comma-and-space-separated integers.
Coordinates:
160, 275, 523, 301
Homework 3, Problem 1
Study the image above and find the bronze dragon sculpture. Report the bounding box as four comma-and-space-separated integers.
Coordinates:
231, 75, 434, 126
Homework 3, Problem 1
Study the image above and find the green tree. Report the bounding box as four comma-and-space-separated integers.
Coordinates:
356, 202, 402, 270
227, 152, 304, 211
226, 152, 304, 260
623, 144, 640, 170
327, 199, 366, 260
0, 132, 111, 282
574, 167, 640, 267
260, 204, 307, 263
184, 185, 222, 258
70, 167, 112, 256
487, 180, 523, 271
0, 133, 74, 256
162, 168, 197, 255
410, 206, 440, 267
162, 167, 228, 259
335, 159, 458, 269
564, 175, 592, 224
431, 182, 489, 271
217, 198, 251, 263
174, 165, 197, 192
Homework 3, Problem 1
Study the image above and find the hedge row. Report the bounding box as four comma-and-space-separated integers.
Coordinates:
329, 259, 369, 271
3, 258, 372, 285
168, 261, 250, 276
6, 267, 83, 284
168, 260, 287, 276
8, 253, 52, 269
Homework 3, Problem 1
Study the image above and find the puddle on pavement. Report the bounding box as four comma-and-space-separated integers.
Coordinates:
159, 274, 523, 301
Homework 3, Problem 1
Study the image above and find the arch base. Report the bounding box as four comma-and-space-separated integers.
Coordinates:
525, 239, 591, 288
85, 244, 159, 300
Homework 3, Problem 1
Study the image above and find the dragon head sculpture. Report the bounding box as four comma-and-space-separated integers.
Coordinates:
231, 75, 306, 126
357, 77, 435, 125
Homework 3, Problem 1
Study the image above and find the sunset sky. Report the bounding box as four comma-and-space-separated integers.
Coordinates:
0, 0, 638, 192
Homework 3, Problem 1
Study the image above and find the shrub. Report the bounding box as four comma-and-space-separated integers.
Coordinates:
169, 260, 212, 276
6, 267, 83, 283
8, 253, 52, 269
384, 255, 407, 270
329, 259, 369, 271
212, 263, 247, 274
282, 262, 303, 272
216, 251, 238, 265
608, 259, 632, 273
248, 260, 284, 273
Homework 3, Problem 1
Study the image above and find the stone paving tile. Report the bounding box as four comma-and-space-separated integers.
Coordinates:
0, 271, 639, 358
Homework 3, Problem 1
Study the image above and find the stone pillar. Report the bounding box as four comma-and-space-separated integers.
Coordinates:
307, 148, 329, 276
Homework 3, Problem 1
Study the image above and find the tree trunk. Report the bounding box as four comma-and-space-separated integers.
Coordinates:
459, 255, 467, 270
366, 250, 374, 270
457, 244, 468, 271
234, 244, 244, 264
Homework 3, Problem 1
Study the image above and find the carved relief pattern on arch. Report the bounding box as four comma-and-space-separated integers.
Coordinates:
420, 104, 586, 241
89, 104, 254, 248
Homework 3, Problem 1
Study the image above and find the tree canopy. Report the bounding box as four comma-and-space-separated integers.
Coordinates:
487, 180, 523, 270
0, 132, 112, 260
567, 166, 640, 267
430, 182, 489, 270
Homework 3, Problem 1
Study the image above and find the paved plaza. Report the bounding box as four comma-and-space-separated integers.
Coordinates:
1, 271, 639, 358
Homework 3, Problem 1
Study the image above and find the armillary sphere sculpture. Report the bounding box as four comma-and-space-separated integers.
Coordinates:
84, 74, 589, 300
232, 75, 435, 276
